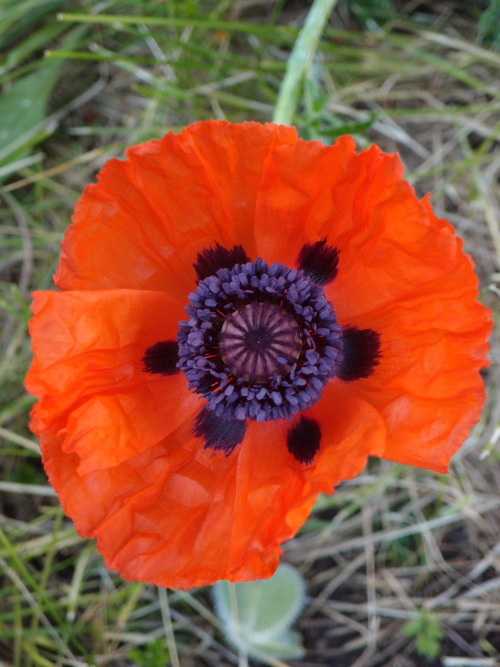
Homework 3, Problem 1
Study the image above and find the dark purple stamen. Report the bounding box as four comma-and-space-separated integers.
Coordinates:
297, 238, 339, 285
338, 326, 380, 381
177, 258, 343, 424
194, 242, 251, 282
142, 340, 179, 376
194, 406, 246, 455
287, 416, 321, 464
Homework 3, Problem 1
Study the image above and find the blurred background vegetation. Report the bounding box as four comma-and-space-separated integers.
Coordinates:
0, 0, 499, 665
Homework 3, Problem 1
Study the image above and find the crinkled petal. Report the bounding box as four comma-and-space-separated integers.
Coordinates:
26, 289, 199, 474
347, 200, 491, 471
255, 136, 469, 314
254, 134, 357, 262
255, 136, 491, 472
55, 121, 297, 296
37, 383, 384, 589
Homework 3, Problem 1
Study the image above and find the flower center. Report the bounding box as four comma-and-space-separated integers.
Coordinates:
177, 258, 343, 422
219, 302, 301, 383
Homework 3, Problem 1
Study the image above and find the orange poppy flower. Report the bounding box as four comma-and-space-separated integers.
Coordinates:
26, 121, 491, 590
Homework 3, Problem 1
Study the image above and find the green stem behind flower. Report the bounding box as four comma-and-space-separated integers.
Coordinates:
273, 0, 339, 126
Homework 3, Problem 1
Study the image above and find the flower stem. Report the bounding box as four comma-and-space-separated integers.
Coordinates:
272, 0, 339, 126
158, 587, 181, 667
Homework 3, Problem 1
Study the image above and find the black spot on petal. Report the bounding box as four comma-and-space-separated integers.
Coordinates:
194, 242, 251, 281
296, 238, 339, 285
338, 327, 380, 381
142, 340, 179, 376
194, 406, 246, 455
287, 416, 321, 464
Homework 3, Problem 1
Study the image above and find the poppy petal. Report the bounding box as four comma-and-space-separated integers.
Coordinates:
26, 289, 200, 475
254, 134, 358, 262
345, 281, 490, 472
330, 195, 491, 472
254, 135, 491, 473
37, 383, 384, 589
55, 121, 298, 296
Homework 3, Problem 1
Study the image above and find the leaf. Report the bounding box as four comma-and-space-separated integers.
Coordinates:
0, 15, 87, 180
0, 60, 62, 169
250, 631, 305, 661
402, 609, 443, 659
213, 563, 306, 661
0, 0, 63, 52
477, 0, 500, 51
128, 638, 170, 666
346, 0, 396, 30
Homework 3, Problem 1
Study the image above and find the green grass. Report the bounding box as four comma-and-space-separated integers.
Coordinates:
1, 0, 499, 665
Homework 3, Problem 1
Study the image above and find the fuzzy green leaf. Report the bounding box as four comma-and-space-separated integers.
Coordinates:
213, 563, 306, 660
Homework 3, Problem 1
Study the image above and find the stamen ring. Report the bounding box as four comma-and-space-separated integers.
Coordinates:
177, 258, 343, 422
